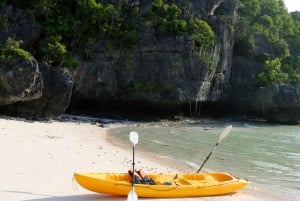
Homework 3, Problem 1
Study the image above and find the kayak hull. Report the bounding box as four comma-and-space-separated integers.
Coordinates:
74, 172, 249, 198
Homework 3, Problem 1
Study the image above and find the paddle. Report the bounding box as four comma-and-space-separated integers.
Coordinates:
127, 131, 139, 201
196, 125, 232, 173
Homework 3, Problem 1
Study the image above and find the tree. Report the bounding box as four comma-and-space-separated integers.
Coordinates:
258, 58, 288, 85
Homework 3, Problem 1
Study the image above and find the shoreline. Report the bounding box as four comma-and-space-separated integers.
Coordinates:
0, 116, 297, 201
106, 123, 298, 201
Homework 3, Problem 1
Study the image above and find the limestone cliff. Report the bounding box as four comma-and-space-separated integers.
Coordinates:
0, 1, 300, 124
71, 0, 239, 117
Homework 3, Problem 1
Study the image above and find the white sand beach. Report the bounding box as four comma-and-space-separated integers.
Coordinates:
0, 117, 297, 201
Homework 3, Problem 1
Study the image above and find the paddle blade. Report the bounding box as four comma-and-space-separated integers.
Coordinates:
127, 190, 138, 201
196, 125, 232, 173
218, 125, 232, 143
129, 131, 139, 145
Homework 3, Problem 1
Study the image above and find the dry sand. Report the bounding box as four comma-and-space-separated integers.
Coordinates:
0, 117, 298, 201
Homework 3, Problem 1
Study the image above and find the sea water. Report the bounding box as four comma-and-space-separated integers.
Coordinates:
109, 119, 300, 197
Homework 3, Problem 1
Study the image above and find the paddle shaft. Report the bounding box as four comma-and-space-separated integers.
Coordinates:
196, 142, 218, 173
132, 145, 135, 187
196, 125, 232, 173
127, 131, 139, 201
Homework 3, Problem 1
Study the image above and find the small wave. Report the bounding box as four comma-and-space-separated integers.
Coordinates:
286, 152, 300, 160
243, 123, 255, 128
151, 140, 171, 146
158, 155, 174, 161
183, 161, 199, 169
254, 161, 292, 173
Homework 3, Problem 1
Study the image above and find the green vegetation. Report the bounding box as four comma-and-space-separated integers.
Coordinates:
2, 0, 300, 83
237, 0, 300, 85
142, 0, 216, 68
39, 36, 79, 69
38, 0, 140, 56
282, 56, 300, 83
189, 18, 215, 47
1, 0, 216, 69
0, 37, 33, 63
257, 58, 288, 85
145, 0, 188, 36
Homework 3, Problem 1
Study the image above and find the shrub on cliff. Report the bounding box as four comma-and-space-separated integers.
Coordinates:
39, 36, 79, 69
0, 37, 33, 63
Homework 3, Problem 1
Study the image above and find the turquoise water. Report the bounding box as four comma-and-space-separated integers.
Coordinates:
109, 120, 300, 196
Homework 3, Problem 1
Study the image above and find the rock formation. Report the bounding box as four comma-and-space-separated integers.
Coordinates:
0, 1, 300, 124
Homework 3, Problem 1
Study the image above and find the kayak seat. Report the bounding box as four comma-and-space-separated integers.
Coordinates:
128, 169, 143, 184
128, 169, 156, 185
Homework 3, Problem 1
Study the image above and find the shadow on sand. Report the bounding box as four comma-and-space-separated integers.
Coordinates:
25, 194, 125, 201
25, 194, 156, 201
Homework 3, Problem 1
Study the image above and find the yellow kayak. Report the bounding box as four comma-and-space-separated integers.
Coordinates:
74, 171, 249, 198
